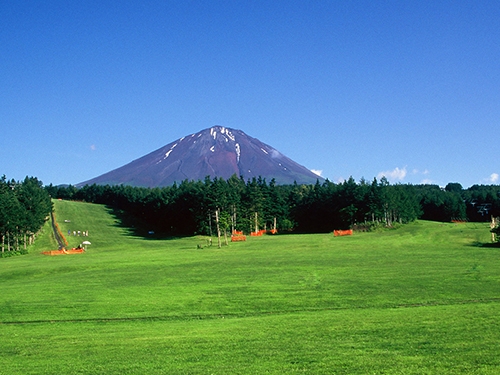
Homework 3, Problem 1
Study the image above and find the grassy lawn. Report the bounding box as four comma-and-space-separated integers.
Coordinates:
1, 200, 499, 374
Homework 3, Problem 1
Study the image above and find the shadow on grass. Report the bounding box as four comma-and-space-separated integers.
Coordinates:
106, 206, 189, 241
104, 206, 296, 242
470, 241, 500, 248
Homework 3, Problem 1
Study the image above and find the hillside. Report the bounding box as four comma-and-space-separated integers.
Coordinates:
1, 200, 499, 374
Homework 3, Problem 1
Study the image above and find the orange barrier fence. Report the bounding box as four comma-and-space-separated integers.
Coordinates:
232, 229, 277, 240
231, 235, 247, 242
42, 248, 85, 256
333, 229, 353, 237
66, 248, 85, 254
42, 250, 66, 256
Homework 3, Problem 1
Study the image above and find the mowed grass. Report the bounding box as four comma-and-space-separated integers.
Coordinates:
1, 200, 499, 374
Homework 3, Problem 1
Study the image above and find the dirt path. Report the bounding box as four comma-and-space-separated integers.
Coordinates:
50, 211, 65, 250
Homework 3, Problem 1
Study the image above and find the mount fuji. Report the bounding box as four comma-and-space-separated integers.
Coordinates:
78, 126, 323, 187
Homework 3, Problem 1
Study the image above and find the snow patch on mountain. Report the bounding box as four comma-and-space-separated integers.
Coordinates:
163, 143, 178, 159
225, 129, 235, 141
235, 143, 241, 162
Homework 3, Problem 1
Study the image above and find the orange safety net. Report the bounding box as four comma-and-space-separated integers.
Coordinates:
231, 235, 247, 242
333, 229, 353, 237
42, 248, 85, 256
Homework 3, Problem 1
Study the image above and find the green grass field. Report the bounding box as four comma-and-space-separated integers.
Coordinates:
1, 200, 499, 374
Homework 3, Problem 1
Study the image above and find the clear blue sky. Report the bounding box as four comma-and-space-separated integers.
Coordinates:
1, 1, 499, 188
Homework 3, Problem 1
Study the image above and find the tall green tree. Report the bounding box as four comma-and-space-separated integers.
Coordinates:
17, 177, 52, 248
0, 182, 21, 253
1, 176, 51, 254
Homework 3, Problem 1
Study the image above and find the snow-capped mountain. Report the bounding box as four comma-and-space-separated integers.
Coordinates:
78, 126, 322, 187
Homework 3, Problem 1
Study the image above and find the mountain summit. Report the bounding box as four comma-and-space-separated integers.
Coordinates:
78, 126, 322, 187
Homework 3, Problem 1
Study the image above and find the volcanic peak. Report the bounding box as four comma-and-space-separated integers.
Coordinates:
78, 126, 322, 187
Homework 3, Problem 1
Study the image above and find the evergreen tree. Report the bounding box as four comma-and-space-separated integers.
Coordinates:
17, 177, 52, 249
1, 176, 51, 255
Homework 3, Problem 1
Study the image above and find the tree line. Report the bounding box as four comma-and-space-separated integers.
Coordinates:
45, 176, 500, 237
3, 174, 497, 256
0, 176, 52, 256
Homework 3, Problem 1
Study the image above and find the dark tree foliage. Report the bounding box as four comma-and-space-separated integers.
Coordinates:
462, 185, 500, 221
290, 177, 422, 232
417, 184, 466, 222
48, 176, 500, 236
1, 176, 52, 255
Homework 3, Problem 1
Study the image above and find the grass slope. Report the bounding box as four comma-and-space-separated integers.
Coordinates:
1, 200, 499, 374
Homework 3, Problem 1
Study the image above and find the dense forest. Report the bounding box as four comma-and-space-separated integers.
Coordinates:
0, 176, 52, 256
1, 173, 499, 256
45, 175, 500, 237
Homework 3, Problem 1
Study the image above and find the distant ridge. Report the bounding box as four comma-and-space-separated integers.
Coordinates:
78, 126, 323, 187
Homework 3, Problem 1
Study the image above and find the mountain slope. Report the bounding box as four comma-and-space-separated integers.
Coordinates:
78, 126, 322, 187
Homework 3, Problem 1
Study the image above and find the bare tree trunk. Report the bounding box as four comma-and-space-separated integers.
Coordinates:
384, 207, 392, 226
254, 212, 258, 233
231, 205, 236, 234
208, 211, 213, 237
215, 209, 221, 248
491, 216, 497, 242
